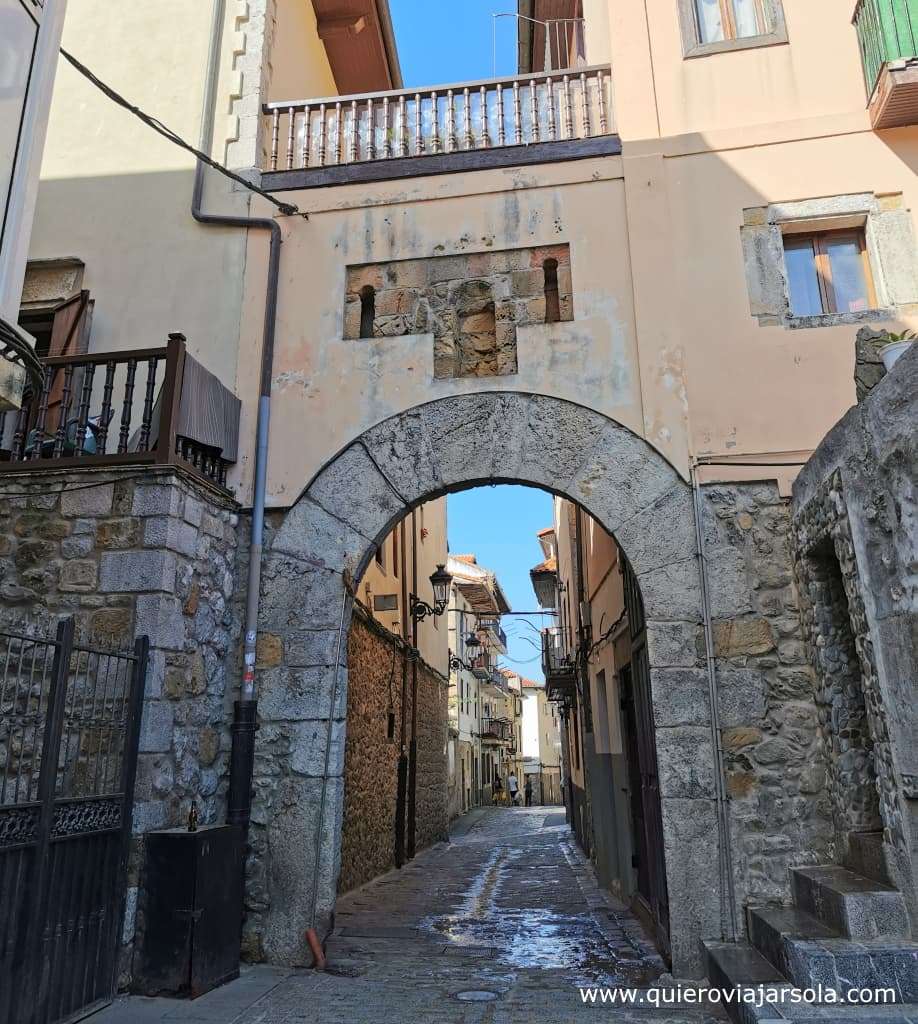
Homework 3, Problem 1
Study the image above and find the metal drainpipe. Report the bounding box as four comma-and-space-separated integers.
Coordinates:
194, 0, 284, 836
691, 463, 740, 942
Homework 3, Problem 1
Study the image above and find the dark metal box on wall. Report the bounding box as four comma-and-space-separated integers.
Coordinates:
133, 824, 243, 998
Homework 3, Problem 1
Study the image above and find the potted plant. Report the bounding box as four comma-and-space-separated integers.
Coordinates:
879, 330, 916, 372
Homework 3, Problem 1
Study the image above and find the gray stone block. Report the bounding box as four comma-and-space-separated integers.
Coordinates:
100, 549, 177, 593
258, 556, 345, 632
289, 719, 346, 777
646, 620, 703, 668
361, 407, 441, 505
285, 629, 345, 668
183, 495, 204, 527
517, 394, 607, 491
131, 482, 183, 517
716, 669, 768, 727
139, 701, 174, 753
307, 444, 404, 544
569, 421, 682, 535
270, 498, 370, 579
614, 485, 697, 574
61, 482, 113, 517
131, 799, 168, 834
651, 668, 711, 727
257, 666, 346, 722
134, 594, 184, 649
144, 516, 198, 557
637, 557, 704, 621
656, 727, 716, 798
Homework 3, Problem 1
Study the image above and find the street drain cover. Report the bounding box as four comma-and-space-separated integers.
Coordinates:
455, 990, 499, 1002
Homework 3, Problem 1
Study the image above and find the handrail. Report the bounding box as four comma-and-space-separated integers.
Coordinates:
263, 63, 613, 111
262, 64, 612, 173
0, 336, 232, 490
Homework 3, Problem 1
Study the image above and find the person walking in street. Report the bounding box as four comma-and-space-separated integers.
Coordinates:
524, 776, 533, 807
507, 771, 519, 806
492, 774, 503, 805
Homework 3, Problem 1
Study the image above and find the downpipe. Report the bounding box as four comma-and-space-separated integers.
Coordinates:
691, 464, 740, 943
194, 0, 283, 846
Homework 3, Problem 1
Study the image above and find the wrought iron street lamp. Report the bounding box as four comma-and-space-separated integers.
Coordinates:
408, 564, 453, 621
449, 650, 475, 673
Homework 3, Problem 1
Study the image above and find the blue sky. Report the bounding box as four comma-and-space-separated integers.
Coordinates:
389, 0, 518, 87
447, 486, 555, 681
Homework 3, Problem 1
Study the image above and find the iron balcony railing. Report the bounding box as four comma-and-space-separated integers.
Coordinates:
263, 64, 612, 173
541, 626, 576, 681
854, 0, 918, 97
0, 335, 236, 491
480, 717, 512, 742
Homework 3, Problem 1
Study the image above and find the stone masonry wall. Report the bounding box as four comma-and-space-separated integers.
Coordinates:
344, 244, 573, 379
792, 343, 918, 920
699, 481, 835, 920
0, 466, 239, 983
338, 605, 448, 894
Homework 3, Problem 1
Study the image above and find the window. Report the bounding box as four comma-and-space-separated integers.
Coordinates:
374, 544, 384, 569
784, 230, 877, 318
359, 285, 375, 338
679, 0, 786, 57
695, 0, 769, 43
543, 258, 560, 324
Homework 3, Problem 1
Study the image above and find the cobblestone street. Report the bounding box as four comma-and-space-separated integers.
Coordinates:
95, 808, 728, 1023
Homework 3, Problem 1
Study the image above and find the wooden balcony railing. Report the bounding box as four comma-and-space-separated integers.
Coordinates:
854, 0, 918, 126
263, 64, 613, 175
0, 335, 237, 491
481, 717, 512, 743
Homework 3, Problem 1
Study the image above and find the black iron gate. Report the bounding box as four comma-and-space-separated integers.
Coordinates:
0, 618, 148, 1024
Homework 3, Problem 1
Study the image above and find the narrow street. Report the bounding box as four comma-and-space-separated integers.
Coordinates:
96, 809, 728, 1024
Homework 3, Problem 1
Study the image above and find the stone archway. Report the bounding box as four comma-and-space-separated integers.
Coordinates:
246, 392, 722, 977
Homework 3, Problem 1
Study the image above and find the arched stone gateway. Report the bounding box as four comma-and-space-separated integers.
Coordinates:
246, 392, 723, 977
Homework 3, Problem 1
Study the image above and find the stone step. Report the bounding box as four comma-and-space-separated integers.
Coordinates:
704, 939, 918, 1024
704, 940, 793, 1024
748, 906, 918, 1005
791, 866, 909, 940
846, 832, 892, 887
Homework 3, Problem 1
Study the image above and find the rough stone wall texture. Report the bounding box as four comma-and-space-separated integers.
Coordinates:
792, 342, 918, 925
0, 466, 239, 983
699, 481, 835, 919
343, 245, 573, 378
338, 606, 448, 895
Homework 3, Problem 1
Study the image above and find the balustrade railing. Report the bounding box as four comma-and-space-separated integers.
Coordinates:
0, 336, 234, 490
263, 65, 612, 173
481, 717, 512, 742
854, 0, 918, 96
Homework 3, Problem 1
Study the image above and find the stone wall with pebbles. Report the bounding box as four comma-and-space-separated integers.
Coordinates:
792, 343, 918, 924
343, 244, 573, 379
0, 465, 239, 981
338, 605, 448, 895
698, 481, 835, 921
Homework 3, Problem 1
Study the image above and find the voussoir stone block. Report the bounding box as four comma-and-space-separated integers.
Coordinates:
419, 393, 512, 489
307, 444, 404, 544
271, 496, 371, 578
517, 395, 607, 491
613, 485, 696, 574
361, 407, 441, 504
569, 422, 682, 535
258, 555, 346, 632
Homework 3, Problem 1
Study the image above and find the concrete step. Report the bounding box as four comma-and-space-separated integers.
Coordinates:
846, 832, 892, 887
791, 866, 909, 941
748, 906, 918, 1005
